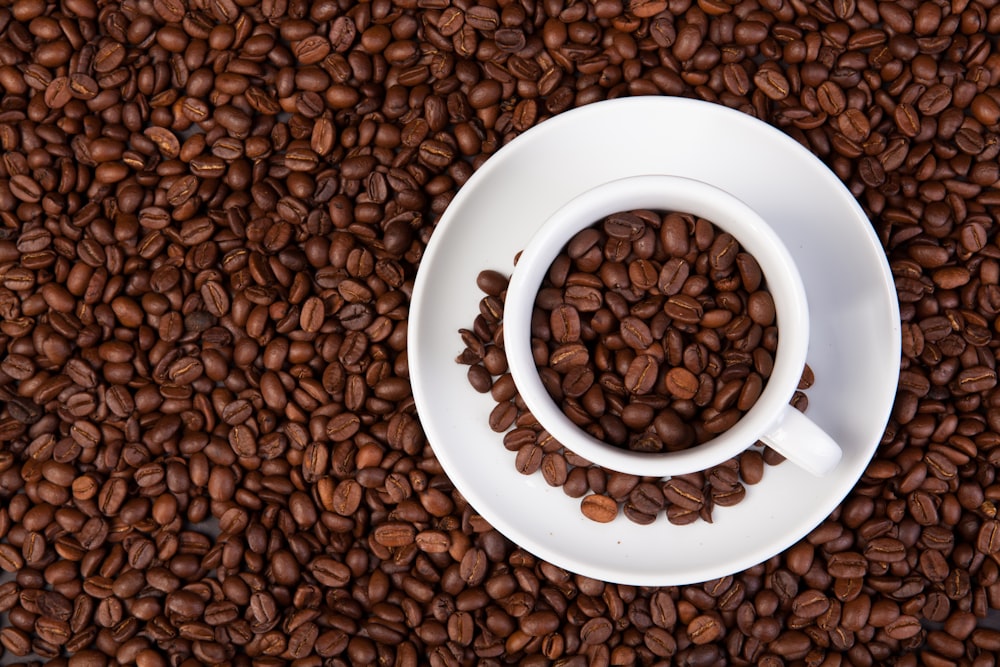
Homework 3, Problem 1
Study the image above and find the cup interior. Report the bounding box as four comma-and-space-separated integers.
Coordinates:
502, 175, 811, 478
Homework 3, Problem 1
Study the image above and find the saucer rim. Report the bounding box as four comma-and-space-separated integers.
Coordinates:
409, 97, 901, 585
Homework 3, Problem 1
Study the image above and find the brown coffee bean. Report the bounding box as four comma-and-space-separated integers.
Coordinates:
1, 627, 31, 656
864, 536, 907, 562
0, 543, 23, 572
826, 551, 867, 579
331, 480, 362, 516
580, 616, 614, 644
299, 296, 325, 333
657, 258, 691, 294
604, 212, 645, 240
476, 270, 508, 296
754, 65, 791, 100
580, 494, 618, 523
955, 366, 997, 394
307, 555, 349, 588
514, 444, 543, 474
488, 401, 517, 432
550, 304, 582, 343
564, 284, 603, 312
663, 294, 704, 323
326, 412, 361, 441
976, 520, 1000, 554
894, 103, 921, 137
747, 292, 776, 326
549, 343, 589, 372
884, 615, 922, 640
624, 355, 659, 394
10, 174, 43, 202
687, 614, 723, 644
665, 367, 699, 399
663, 478, 705, 511
620, 316, 653, 349
704, 409, 741, 435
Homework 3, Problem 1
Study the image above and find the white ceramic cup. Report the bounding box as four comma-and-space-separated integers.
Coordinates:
503, 175, 843, 478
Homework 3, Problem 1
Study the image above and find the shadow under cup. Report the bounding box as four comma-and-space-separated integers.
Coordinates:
503, 175, 841, 479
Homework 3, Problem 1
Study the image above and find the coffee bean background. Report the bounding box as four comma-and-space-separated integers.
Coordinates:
1, 0, 1000, 665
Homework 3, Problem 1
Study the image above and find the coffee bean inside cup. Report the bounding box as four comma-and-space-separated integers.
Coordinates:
529, 208, 784, 453
460, 210, 814, 524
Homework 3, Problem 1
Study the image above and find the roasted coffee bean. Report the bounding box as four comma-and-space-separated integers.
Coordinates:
580, 494, 618, 523
687, 613, 724, 644
665, 367, 700, 400
310, 557, 351, 588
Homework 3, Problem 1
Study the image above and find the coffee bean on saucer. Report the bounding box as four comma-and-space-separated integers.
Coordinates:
581, 494, 619, 523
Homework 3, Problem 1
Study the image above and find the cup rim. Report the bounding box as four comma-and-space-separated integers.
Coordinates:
502, 174, 810, 477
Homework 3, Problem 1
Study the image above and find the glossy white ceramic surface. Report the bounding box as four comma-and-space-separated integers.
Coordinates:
409, 97, 900, 585
502, 174, 841, 478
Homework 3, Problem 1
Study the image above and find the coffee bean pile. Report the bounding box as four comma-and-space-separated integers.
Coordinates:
2, 0, 1000, 664
459, 211, 815, 525
533, 210, 786, 452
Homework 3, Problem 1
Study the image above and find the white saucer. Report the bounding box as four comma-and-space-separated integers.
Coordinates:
409, 97, 900, 586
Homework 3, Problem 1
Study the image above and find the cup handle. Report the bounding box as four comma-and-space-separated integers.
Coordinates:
758, 406, 842, 477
